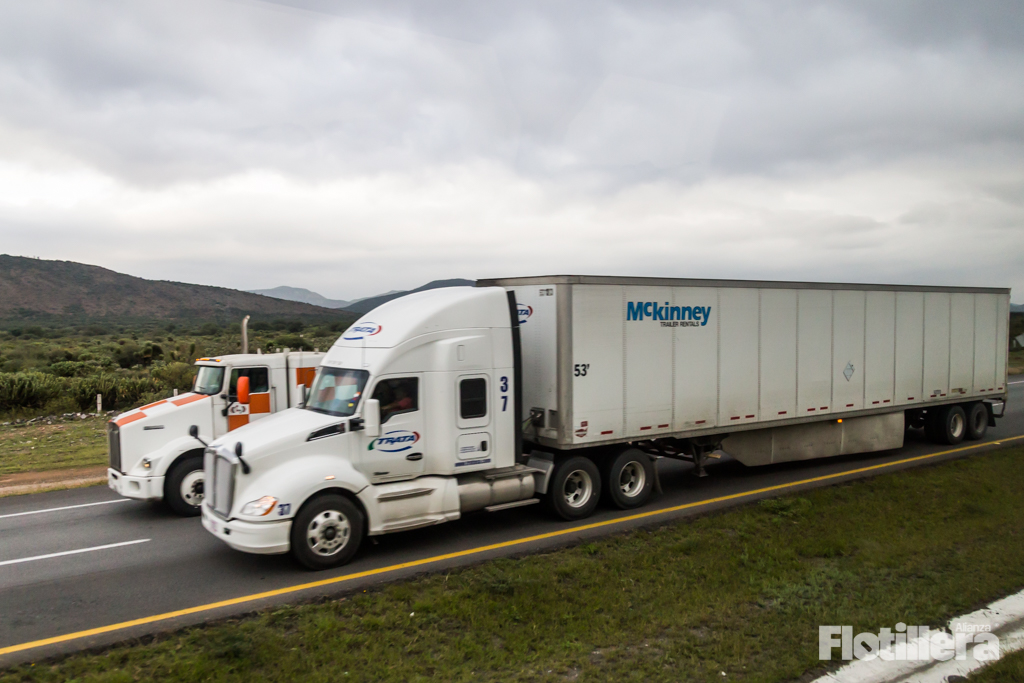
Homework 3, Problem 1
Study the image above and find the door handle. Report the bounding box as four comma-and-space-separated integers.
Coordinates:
406, 452, 423, 461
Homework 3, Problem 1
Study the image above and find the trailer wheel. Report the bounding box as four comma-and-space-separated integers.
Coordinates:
164, 456, 204, 517
933, 405, 967, 445
546, 456, 601, 521
604, 449, 654, 509
965, 403, 988, 441
290, 494, 364, 570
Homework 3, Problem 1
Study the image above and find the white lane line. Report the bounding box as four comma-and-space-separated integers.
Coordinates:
1009, 380, 1024, 385
0, 539, 150, 567
0, 499, 129, 521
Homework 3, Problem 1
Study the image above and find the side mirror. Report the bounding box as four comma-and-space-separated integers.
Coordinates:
237, 376, 250, 404
364, 398, 381, 438
189, 425, 199, 438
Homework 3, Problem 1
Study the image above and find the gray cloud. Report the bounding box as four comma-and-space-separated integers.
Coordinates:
0, 0, 1022, 300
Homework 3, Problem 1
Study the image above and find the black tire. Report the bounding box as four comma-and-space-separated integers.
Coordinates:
933, 405, 967, 445
164, 456, 205, 517
290, 494, 364, 570
545, 456, 601, 521
603, 448, 655, 509
965, 403, 988, 441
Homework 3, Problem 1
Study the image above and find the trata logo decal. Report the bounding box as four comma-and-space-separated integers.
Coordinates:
517, 304, 533, 324
343, 322, 383, 340
626, 302, 712, 327
369, 430, 421, 452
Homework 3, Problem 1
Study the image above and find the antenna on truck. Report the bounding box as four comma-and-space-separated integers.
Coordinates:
241, 315, 251, 354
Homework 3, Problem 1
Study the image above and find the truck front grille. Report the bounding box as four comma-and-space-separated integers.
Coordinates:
205, 449, 235, 518
107, 423, 121, 472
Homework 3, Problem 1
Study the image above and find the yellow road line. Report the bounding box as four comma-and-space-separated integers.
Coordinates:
2, 434, 1022, 659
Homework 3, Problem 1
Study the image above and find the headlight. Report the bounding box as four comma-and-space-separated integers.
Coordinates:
241, 496, 278, 516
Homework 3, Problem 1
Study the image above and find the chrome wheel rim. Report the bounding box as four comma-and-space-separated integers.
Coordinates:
563, 469, 593, 509
618, 461, 646, 498
972, 410, 986, 433
307, 510, 351, 557
180, 470, 204, 508
950, 413, 965, 438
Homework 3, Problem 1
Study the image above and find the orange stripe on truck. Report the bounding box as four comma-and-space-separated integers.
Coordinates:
296, 367, 316, 389
250, 393, 271, 414
227, 415, 249, 431
114, 412, 147, 427
171, 394, 206, 407
140, 399, 168, 411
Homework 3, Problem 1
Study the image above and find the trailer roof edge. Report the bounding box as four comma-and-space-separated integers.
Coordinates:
475, 275, 1010, 295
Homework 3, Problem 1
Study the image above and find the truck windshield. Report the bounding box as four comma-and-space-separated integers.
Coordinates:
305, 367, 369, 417
193, 366, 225, 395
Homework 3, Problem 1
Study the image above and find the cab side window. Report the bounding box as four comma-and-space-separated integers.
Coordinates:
459, 378, 487, 419
371, 377, 419, 423
229, 367, 270, 400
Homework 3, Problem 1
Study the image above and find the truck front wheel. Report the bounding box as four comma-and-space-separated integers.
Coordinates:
604, 449, 654, 509
290, 494, 364, 570
546, 456, 601, 521
164, 456, 204, 517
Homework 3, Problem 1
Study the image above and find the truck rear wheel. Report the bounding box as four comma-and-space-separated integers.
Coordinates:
933, 405, 967, 445
965, 403, 988, 441
164, 456, 204, 517
546, 456, 601, 521
604, 449, 654, 509
290, 494, 364, 570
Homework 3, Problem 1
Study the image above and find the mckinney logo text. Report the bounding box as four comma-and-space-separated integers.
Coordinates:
627, 302, 712, 326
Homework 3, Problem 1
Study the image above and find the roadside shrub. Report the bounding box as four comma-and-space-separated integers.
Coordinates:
48, 361, 92, 378
48, 347, 77, 363
69, 376, 162, 412
273, 333, 307, 349
151, 362, 196, 391
0, 372, 63, 412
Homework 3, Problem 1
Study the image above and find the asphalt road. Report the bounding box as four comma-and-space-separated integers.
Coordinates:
1, 382, 1021, 666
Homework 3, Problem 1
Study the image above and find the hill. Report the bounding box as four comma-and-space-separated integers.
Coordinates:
0, 255, 353, 328
343, 279, 476, 314
247, 286, 355, 309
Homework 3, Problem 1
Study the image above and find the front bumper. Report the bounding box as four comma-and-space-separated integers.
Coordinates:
201, 505, 291, 555
108, 468, 164, 501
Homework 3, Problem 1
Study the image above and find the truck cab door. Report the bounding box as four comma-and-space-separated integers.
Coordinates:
227, 366, 272, 431
357, 375, 425, 483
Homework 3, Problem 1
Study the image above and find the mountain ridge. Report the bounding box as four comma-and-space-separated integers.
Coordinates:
0, 255, 352, 328
250, 279, 476, 315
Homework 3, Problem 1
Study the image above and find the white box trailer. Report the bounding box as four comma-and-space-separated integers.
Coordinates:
198, 278, 1009, 570
488, 276, 1009, 472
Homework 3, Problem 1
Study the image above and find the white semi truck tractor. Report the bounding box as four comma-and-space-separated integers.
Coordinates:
198, 278, 1010, 569
107, 348, 323, 515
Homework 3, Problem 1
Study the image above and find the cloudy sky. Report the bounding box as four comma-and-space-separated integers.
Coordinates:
1, 0, 1022, 301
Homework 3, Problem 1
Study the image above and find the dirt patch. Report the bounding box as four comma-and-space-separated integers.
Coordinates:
0, 465, 108, 497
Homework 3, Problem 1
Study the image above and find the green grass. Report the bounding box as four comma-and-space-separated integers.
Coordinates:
2, 446, 1023, 682
970, 646, 1024, 680
1009, 349, 1023, 374
0, 416, 108, 476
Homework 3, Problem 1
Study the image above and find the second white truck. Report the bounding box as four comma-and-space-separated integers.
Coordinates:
108, 348, 323, 515
198, 277, 1010, 569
